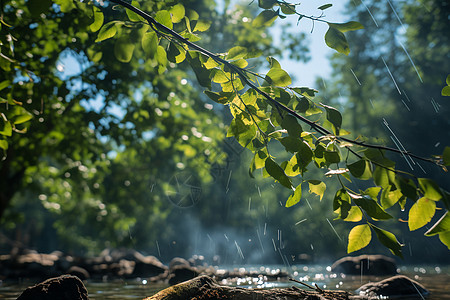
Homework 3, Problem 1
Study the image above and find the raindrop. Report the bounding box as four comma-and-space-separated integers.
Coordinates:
398, 40, 423, 83
360, 0, 379, 27
257, 229, 265, 253
386, 0, 406, 31
326, 218, 342, 241
350, 68, 362, 85
381, 57, 401, 95
295, 219, 307, 226
155, 240, 161, 257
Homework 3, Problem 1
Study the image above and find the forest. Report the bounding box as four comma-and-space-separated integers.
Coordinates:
0, 0, 449, 265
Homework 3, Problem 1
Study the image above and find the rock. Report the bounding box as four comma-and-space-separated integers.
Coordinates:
146, 275, 350, 300
356, 275, 429, 299
16, 275, 89, 300
168, 265, 199, 285
169, 257, 190, 270
331, 255, 397, 276
131, 253, 168, 278
67, 266, 90, 280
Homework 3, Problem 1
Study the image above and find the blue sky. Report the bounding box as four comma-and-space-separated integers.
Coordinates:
274, 1, 347, 88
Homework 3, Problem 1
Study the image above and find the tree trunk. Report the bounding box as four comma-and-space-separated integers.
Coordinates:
144, 275, 355, 300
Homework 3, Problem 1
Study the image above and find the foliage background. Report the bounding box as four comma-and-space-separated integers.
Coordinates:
0, 0, 449, 264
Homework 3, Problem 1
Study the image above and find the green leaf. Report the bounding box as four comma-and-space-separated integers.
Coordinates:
370, 224, 403, 258
325, 26, 350, 55
126, 1, 145, 22
343, 206, 363, 222
192, 19, 211, 32
13, 113, 33, 124
348, 159, 372, 180
280, 3, 296, 14
0, 121, 12, 137
333, 189, 351, 219
95, 21, 118, 42
0, 80, 10, 91
286, 183, 302, 207
425, 211, 450, 236
380, 186, 403, 209
265, 68, 292, 87
443, 146, 450, 166
204, 90, 235, 105
321, 103, 342, 134
396, 176, 418, 200
418, 178, 443, 201
156, 45, 167, 67
169, 3, 185, 23
227, 114, 256, 148
90, 6, 104, 32
318, 4, 332, 10
328, 21, 364, 32
155, 10, 173, 29
187, 51, 212, 89
258, 0, 277, 9
281, 115, 302, 137
352, 194, 392, 220
348, 224, 371, 253
0, 139, 8, 150
142, 31, 159, 59
408, 197, 436, 231
438, 231, 450, 250
442, 86, 450, 96
253, 10, 278, 27
114, 37, 135, 63
167, 43, 186, 63
227, 46, 248, 60
265, 157, 293, 189
308, 180, 326, 200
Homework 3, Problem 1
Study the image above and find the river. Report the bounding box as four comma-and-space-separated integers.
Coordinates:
1, 264, 449, 299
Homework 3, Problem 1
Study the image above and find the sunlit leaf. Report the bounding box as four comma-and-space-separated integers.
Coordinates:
192, 19, 211, 32
308, 180, 326, 200
90, 6, 104, 32
13, 113, 33, 124
418, 178, 443, 201
370, 224, 403, 258
95, 21, 118, 42
0, 140, 8, 150
348, 224, 371, 253
286, 183, 302, 207
328, 21, 364, 32
380, 186, 403, 209
438, 231, 450, 250
155, 10, 173, 29
343, 206, 363, 222
204, 90, 235, 105
169, 3, 185, 23
325, 26, 350, 55
253, 10, 278, 27
227, 46, 248, 60
126, 1, 145, 22
0, 121, 12, 137
265, 157, 293, 189
265, 68, 292, 87
408, 197, 436, 231
425, 211, 450, 236
142, 31, 158, 58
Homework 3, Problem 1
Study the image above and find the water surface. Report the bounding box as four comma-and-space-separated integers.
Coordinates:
1, 265, 449, 299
